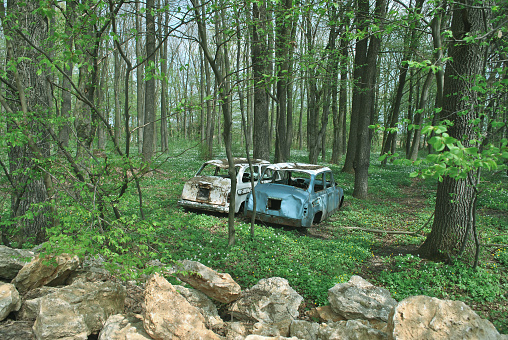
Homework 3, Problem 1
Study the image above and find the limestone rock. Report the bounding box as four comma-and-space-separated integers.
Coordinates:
16, 287, 60, 321
387, 295, 508, 340
0, 320, 35, 340
98, 314, 152, 340
32, 280, 125, 340
0, 283, 21, 321
328, 276, 396, 322
289, 320, 320, 340
143, 273, 221, 340
33, 297, 89, 340
225, 321, 255, 340
290, 319, 387, 340
176, 260, 241, 303
0, 246, 34, 280
245, 335, 300, 340
229, 277, 303, 336
319, 320, 387, 340
12, 253, 80, 294
307, 305, 345, 323
174, 284, 223, 328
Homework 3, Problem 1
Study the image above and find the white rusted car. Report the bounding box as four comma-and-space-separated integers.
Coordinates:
178, 158, 270, 213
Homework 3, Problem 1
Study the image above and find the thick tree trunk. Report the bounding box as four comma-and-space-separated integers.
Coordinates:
353, 0, 385, 198
342, 0, 368, 173
252, 1, 270, 161
419, 0, 487, 259
2, 0, 50, 244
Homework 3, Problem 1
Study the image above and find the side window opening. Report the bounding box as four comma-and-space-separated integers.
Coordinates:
314, 173, 325, 192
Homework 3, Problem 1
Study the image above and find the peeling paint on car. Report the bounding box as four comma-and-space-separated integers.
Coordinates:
178, 158, 270, 213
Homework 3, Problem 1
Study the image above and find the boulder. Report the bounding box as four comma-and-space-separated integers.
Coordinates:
307, 305, 345, 323
0, 283, 21, 321
98, 314, 152, 340
12, 253, 80, 294
245, 336, 300, 340
328, 276, 396, 322
289, 320, 320, 339
319, 320, 387, 340
32, 280, 125, 340
290, 319, 387, 340
174, 284, 223, 328
176, 260, 241, 303
16, 287, 60, 321
225, 321, 255, 340
0, 246, 34, 280
143, 273, 221, 340
0, 320, 35, 340
387, 295, 508, 340
229, 277, 303, 336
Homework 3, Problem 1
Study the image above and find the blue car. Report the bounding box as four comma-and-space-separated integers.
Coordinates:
244, 163, 344, 228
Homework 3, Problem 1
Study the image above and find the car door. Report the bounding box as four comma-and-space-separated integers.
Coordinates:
312, 172, 328, 222
324, 171, 339, 216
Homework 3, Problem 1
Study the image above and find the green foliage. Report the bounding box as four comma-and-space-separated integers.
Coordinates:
156, 213, 374, 306
377, 254, 507, 304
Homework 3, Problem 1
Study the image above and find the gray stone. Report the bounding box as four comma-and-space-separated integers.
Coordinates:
0, 320, 35, 340
32, 280, 125, 340
0, 283, 21, 321
16, 287, 60, 321
98, 313, 152, 340
328, 276, 396, 322
229, 277, 303, 337
143, 273, 221, 340
176, 260, 242, 303
174, 284, 223, 328
387, 295, 508, 340
12, 254, 80, 294
0, 246, 34, 280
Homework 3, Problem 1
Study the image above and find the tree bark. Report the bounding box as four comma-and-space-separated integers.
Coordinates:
142, 0, 156, 164
419, 0, 488, 259
251, 0, 270, 161
353, 0, 385, 198
2, 0, 50, 244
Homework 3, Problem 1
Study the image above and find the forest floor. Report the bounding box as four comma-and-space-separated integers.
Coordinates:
303, 175, 508, 332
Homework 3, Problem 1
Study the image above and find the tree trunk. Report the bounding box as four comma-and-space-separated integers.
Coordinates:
58, 0, 76, 149
142, 0, 156, 164
252, 0, 270, 161
353, 0, 385, 199
2, 0, 50, 244
419, 0, 487, 259
136, 0, 145, 154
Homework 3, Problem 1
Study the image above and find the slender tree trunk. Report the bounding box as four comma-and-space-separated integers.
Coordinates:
142, 0, 156, 164
409, 70, 434, 160
136, 0, 145, 154
58, 0, 76, 149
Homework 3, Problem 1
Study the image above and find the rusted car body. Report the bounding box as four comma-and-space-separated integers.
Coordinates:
178, 158, 270, 213
244, 163, 344, 228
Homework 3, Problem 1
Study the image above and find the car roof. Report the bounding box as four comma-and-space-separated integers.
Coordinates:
204, 158, 270, 168
266, 162, 331, 174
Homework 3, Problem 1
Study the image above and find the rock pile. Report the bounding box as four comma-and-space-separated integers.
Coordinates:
0, 245, 506, 340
